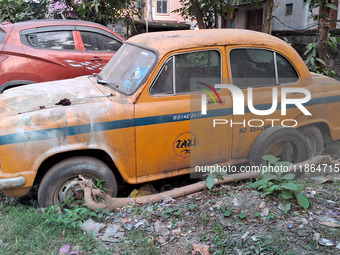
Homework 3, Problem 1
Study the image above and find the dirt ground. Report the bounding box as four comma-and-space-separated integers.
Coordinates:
79, 171, 340, 255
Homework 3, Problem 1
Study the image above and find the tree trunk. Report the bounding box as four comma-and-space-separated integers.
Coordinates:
317, 2, 332, 70
220, 0, 225, 28
189, 0, 206, 29
263, 0, 274, 34
226, 3, 230, 28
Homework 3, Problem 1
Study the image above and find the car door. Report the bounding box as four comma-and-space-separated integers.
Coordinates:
134, 48, 232, 181
227, 47, 300, 160
20, 26, 85, 82
76, 26, 123, 75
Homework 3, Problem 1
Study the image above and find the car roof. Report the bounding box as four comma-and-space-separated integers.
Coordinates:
128, 29, 290, 57
1, 19, 111, 31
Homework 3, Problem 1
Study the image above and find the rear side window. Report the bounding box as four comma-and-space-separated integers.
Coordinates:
25, 31, 75, 50
80, 31, 122, 52
0, 29, 5, 44
230, 48, 299, 88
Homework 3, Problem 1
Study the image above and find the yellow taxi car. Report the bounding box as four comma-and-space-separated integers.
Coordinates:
0, 29, 339, 207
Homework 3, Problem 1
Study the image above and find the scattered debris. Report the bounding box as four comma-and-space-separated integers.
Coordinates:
81, 219, 105, 235
259, 202, 266, 209
313, 233, 320, 241
317, 216, 340, 228
154, 220, 170, 236
251, 235, 257, 242
262, 208, 270, 217
233, 198, 240, 207
58, 244, 78, 255
319, 220, 340, 228
241, 231, 250, 240
193, 243, 210, 255
157, 236, 167, 245
318, 238, 335, 246
55, 98, 71, 106
160, 195, 174, 204
58, 244, 70, 255
129, 183, 157, 197
134, 219, 147, 229
39, 105, 46, 109
336, 242, 340, 250
300, 218, 308, 225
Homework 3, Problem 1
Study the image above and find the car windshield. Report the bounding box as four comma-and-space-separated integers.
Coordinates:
99, 43, 157, 95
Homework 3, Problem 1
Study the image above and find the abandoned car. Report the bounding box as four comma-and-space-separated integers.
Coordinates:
0, 29, 339, 207
0, 19, 124, 92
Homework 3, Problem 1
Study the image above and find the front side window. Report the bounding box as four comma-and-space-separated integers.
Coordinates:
0, 29, 5, 44
150, 50, 221, 95
157, 0, 168, 14
25, 31, 75, 50
80, 31, 122, 52
99, 43, 157, 95
230, 48, 298, 88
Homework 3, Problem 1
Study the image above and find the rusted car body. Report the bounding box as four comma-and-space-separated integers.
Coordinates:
0, 29, 339, 207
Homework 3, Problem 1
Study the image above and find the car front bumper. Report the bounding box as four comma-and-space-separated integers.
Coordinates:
0, 176, 26, 189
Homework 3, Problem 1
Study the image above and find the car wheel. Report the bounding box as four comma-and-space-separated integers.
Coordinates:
299, 125, 324, 157
249, 126, 309, 166
38, 156, 117, 208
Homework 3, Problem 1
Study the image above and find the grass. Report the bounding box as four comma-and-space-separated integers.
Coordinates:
0, 194, 161, 255
0, 202, 99, 255
113, 230, 161, 255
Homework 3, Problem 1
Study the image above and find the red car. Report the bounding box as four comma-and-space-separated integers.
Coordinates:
0, 20, 124, 92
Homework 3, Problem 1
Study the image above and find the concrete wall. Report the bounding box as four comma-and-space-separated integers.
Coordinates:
272, 0, 310, 30
273, 29, 340, 77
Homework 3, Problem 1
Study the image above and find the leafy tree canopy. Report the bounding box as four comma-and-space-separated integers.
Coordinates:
54, 0, 138, 26
0, 0, 50, 23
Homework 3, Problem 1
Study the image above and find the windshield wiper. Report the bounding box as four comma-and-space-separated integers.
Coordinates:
97, 74, 110, 85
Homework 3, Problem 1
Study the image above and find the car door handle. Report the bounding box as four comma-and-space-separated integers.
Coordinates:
207, 99, 225, 104
90, 57, 103, 62
290, 92, 305, 95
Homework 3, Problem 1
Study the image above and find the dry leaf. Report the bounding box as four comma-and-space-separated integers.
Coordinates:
319, 220, 340, 228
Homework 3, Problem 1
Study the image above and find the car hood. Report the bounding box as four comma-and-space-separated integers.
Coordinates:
0, 76, 109, 117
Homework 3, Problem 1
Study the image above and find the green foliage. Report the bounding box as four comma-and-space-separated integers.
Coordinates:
266, 213, 275, 220
188, 203, 198, 210
206, 173, 216, 190
254, 211, 261, 217
0, 203, 103, 254
0, 0, 50, 23
237, 212, 247, 219
93, 178, 109, 192
205, 165, 227, 190
44, 205, 110, 228
55, 0, 139, 26
220, 204, 232, 217
173, 0, 259, 28
304, 0, 338, 21
304, 35, 340, 78
250, 155, 310, 211
162, 204, 184, 219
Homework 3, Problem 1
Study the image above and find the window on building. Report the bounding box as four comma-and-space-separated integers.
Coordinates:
157, 0, 168, 14
286, 3, 293, 15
